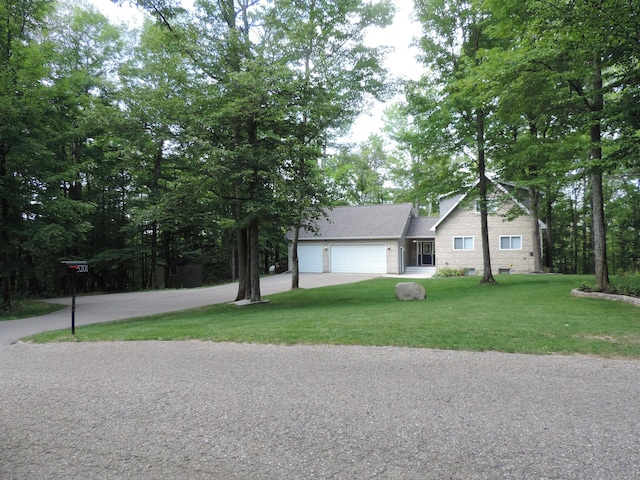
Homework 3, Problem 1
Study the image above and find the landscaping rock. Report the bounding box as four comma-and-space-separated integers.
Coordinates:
571, 289, 640, 307
395, 282, 426, 301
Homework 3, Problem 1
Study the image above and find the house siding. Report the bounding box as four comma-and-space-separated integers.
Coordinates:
435, 203, 537, 275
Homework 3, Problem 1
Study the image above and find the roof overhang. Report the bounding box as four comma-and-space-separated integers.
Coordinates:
293, 236, 402, 242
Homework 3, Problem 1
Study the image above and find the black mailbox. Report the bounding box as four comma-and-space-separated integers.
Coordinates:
61, 261, 88, 274
60, 261, 88, 335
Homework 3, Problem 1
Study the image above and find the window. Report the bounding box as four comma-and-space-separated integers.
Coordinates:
500, 235, 522, 250
474, 199, 498, 214
453, 236, 474, 250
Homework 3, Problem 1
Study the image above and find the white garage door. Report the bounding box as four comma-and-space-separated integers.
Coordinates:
297, 244, 323, 273
330, 244, 387, 274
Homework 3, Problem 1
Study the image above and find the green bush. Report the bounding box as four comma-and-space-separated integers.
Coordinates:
577, 280, 594, 292
610, 274, 640, 298
435, 268, 465, 277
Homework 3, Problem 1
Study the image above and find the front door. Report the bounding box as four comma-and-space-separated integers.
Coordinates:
417, 241, 435, 266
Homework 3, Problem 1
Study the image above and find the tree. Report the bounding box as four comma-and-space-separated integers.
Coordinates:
481, 0, 640, 287
119, 19, 195, 289
120, 0, 281, 302
414, 0, 498, 283
0, 0, 55, 308
324, 135, 391, 205
384, 90, 469, 215
266, 0, 394, 289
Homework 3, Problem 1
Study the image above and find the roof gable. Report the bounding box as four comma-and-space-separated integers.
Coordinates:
432, 178, 535, 230
295, 203, 415, 240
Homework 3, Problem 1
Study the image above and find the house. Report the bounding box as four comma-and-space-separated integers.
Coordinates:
286, 181, 546, 276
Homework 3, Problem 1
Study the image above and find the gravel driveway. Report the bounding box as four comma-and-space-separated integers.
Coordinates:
1, 342, 639, 479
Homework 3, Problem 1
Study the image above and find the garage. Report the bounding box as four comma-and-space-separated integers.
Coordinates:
330, 244, 387, 274
297, 244, 323, 273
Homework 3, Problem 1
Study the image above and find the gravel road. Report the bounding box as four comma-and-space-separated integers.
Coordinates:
1, 342, 639, 479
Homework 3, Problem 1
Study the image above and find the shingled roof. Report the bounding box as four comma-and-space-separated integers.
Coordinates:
294, 203, 415, 240
405, 216, 439, 237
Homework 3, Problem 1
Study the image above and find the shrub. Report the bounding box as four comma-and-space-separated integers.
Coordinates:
435, 268, 465, 278
610, 274, 640, 298
577, 280, 594, 292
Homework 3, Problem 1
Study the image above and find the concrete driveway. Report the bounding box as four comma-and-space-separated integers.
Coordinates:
0, 273, 378, 345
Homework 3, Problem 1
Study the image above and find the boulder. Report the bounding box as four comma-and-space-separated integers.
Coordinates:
395, 282, 426, 301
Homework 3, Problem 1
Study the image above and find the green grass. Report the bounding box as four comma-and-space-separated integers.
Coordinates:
25, 275, 640, 358
1, 300, 65, 321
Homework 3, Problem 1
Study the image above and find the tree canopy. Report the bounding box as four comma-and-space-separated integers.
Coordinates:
0, 0, 638, 309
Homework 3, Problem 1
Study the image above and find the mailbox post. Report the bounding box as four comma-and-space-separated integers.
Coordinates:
61, 261, 88, 335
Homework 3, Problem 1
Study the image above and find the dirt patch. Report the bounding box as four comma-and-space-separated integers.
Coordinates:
573, 334, 640, 345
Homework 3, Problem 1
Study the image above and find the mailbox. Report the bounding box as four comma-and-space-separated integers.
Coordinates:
60, 261, 88, 335
61, 261, 88, 274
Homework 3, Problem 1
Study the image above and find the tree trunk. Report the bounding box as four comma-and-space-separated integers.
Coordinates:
291, 224, 300, 290
249, 218, 261, 302
529, 185, 543, 273
592, 170, 609, 289
544, 188, 554, 272
477, 110, 496, 284
149, 221, 159, 289
590, 56, 610, 291
235, 227, 248, 301
149, 141, 163, 290
1, 144, 11, 310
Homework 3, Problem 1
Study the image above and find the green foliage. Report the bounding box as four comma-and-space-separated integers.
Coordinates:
578, 274, 640, 298
434, 268, 465, 277
406, 0, 640, 282
324, 135, 392, 205
3, 0, 639, 301
609, 275, 640, 298
27, 275, 640, 358
577, 280, 595, 292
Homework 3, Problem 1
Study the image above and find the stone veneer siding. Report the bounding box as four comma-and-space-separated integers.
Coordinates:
435, 203, 537, 275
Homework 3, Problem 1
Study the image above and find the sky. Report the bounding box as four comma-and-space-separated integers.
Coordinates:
352, 2, 424, 144
88, 0, 425, 144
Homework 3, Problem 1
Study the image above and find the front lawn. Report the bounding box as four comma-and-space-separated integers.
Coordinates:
1, 300, 65, 321
25, 275, 640, 358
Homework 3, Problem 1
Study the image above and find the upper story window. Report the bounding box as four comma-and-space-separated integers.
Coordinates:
474, 199, 498, 214
500, 235, 522, 250
453, 236, 474, 250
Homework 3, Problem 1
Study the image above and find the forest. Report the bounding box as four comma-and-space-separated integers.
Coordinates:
1, 0, 638, 309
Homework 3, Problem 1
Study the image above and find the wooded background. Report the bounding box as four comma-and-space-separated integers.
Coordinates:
1, 0, 638, 307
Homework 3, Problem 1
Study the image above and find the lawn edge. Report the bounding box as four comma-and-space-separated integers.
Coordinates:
571, 289, 640, 307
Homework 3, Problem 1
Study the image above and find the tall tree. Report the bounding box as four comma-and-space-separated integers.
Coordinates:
119, 19, 194, 289
481, 0, 640, 288
383, 95, 467, 215
0, 0, 55, 308
324, 135, 391, 205
414, 0, 498, 283
120, 0, 279, 302
267, 0, 394, 288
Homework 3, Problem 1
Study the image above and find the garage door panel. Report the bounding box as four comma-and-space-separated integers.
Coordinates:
330, 244, 386, 274
298, 244, 323, 273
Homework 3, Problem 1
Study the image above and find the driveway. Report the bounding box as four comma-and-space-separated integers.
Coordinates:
0, 273, 378, 345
